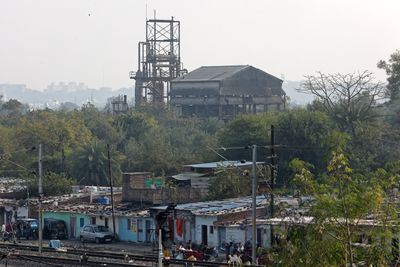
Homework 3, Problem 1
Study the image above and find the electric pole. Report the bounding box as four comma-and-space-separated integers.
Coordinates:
107, 144, 116, 239
251, 145, 257, 265
38, 144, 43, 253
270, 125, 275, 246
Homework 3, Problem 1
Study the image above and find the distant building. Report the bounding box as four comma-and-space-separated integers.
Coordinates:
170, 65, 286, 119
107, 94, 129, 115
121, 172, 203, 205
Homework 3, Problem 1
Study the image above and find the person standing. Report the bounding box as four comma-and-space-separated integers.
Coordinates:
1, 224, 5, 240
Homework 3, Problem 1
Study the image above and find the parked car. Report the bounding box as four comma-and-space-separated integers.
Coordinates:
43, 218, 68, 240
15, 218, 38, 240
80, 224, 113, 243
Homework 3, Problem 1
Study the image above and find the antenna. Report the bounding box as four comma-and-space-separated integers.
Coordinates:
153, 9, 156, 20
145, 4, 147, 20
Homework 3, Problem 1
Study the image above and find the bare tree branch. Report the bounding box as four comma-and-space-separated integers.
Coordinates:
298, 71, 385, 137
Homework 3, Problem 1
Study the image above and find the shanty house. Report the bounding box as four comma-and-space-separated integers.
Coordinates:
0, 198, 28, 225
43, 203, 155, 242
169, 161, 264, 198
170, 65, 286, 119
150, 196, 269, 248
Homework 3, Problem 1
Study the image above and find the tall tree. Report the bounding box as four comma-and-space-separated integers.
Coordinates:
378, 50, 400, 101
378, 50, 400, 127
68, 140, 123, 186
299, 71, 385, 137
208, 167, 252, 200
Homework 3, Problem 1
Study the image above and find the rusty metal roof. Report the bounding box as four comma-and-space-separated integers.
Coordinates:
43, 202, 150, 218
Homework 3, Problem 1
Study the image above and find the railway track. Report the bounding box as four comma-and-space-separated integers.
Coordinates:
13, 253, 145, 267
0, 243, 232, 266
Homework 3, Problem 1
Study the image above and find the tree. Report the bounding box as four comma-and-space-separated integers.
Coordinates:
0, 99, 28, 126
274, 110, 334, 185
67, 140, 123, 186
113, 111, 157, 141
275, 149, 398, 266
27, 172, 75, 197
80, 103, 124, 146
218, 110, 334, 186
378, 50, 400, 101
378, 50, 400, 127
299, 71, 385, 137
208, 167, 252, 200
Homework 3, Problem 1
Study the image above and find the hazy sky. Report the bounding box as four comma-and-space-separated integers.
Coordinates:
1, 0, 399, 90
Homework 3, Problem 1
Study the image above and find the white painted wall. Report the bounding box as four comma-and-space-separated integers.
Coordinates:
226, 226, 246, 244
223, 225, 272, 248
93, 215, 119, 235
17, 206, 28, 218
194, 215, 218, 247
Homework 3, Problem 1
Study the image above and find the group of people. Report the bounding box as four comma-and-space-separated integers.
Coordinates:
163, 240, 218, 262
224, 241, 271, 266
1, 223, 15, 242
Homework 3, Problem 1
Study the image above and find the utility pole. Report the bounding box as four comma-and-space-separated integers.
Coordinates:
270, 125, 275, 246
251, 144, 257, 265
38, 144, 43, 253
107, 144, 116, 239
158, 228, 163, 267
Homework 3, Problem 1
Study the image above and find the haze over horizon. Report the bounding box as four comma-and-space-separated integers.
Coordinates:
1, 0, 399, 91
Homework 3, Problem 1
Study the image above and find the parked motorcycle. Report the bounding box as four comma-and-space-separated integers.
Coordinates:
2, 231, 14, 242
203, 246, 218, 261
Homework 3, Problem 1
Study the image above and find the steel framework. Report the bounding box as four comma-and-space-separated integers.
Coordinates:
130, 17, 183, 106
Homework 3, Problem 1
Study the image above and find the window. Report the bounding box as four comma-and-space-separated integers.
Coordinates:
127, 219, 131, 230
209, 226, 214, 234
80, 218, 84, 227
91, 217, 96, 225
105, 217, 109, 228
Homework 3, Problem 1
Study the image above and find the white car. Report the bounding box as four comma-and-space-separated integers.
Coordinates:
80, 224, 114, 243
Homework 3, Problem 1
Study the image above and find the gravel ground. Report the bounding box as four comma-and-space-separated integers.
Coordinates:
11, 239, 155, 254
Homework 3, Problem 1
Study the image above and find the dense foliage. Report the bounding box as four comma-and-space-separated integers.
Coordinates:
0, 51, 399, 205
0, 103, 220, 195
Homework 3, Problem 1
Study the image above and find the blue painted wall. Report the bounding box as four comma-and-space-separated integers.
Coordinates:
43, 211, 155, 242
118, 217, 154, 242
43, 211, 89, 239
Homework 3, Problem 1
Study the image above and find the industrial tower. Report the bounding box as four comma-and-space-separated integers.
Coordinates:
130, 17, 184, 106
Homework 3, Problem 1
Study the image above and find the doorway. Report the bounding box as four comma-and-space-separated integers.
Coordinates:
201, 225, 208, 245
70, 217, 76, 238
218, 226, 226, 247
257, 228, 263, 247
145, 220, 151, 242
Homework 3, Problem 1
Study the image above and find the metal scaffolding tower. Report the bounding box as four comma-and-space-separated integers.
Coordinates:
130, 17, 184, 106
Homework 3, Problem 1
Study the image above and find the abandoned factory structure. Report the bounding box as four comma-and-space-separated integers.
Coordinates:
169, 65, 286, 119
130, 17, 286, 119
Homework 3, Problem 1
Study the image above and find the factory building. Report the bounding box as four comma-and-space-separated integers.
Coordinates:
170, 65, 286, 119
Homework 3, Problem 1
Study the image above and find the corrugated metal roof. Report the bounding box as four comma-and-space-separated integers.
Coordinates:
43, 203, 150, 218
171, 172, 207, 181
173, 65, 249, 82
151, 196, 299, 216
185, 161, 264, 169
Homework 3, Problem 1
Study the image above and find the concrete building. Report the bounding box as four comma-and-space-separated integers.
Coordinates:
170, 65, 286, 119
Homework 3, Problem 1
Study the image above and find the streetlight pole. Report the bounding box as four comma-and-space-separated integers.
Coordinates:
38, 144, 43, 253
251, 144, 257, 265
